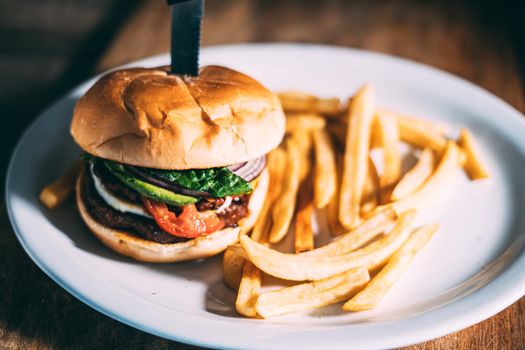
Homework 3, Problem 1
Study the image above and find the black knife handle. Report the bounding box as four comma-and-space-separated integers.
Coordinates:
167, 0, 192, 4
169, 0, 204, 76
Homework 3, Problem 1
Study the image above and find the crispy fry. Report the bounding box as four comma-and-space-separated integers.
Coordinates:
385, 141, 461, 215
268, 147, 288, 199
290, 130, 313, 182
397, 120, 447, 154
391, 148, 434, 201
239, 188, 270, 317
376, 113, 401, 203
361, 157, 380, 215
235, 261, 262, 317
369, 123, 381, 149
239, 210, 415, 281
241, 149, 285, 307
294, 179, 314, 253
343, 224, 439, 311
312, 129, 337, 208
335, 109, 449, 149
380, 109, 450, 135
303, 207, 397, 256
371, 112, 447, 153
256, 267, 369, 318
223, 246, 245, 291
327, 154, 346, 236
278, 91, 341, 116
250, 201, 273, 245
251, 148, 287, 243
39, 161, 81, 209
286, 114, 326, 133
289, 130, 315, 251
339, 85, 376, 229
269, 138, 302, 243
458, 128, 490, 180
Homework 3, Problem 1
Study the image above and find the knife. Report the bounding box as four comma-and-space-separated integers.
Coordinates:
167, 0, 204, 76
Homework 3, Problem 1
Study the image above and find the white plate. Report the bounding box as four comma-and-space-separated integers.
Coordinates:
6, 44, 525, 349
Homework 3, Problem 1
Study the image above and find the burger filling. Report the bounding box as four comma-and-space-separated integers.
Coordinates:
81, 155, 265, 244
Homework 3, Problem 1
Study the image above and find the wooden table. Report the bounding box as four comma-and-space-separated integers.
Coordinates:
2, 0, 524, 348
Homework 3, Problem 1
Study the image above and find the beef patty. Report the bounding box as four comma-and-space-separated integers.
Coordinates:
84, 164, 251, 244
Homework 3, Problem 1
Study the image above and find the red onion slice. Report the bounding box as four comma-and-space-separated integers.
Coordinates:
228, 162, 247, 172
232, 156, 266, 182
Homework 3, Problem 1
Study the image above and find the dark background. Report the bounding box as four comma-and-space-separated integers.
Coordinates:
0, 0, 139, 184
1, 0, 525, 349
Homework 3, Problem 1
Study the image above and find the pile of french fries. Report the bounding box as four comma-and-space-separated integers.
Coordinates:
225, 85, 490, 318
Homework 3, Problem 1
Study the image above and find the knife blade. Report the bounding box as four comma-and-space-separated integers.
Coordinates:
168, 0, 204, 76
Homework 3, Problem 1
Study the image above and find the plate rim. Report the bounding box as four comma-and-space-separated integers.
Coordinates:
6, 43, 525, 349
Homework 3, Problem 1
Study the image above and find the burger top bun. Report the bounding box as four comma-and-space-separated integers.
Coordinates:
70, 65, 285, 169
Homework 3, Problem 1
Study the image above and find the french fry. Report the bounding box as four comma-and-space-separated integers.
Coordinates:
235, 261, 262, 317
385, 141, 461, 215
339, 85, 376, 229
239, 210, 415, 281
290, 130, 313, 182
458, 128, 490, 180
397, 120, 447, 154
269, 138, 302, 243
268, 147, 288, 199
391, 148, 434, 201
370, 111, 447, 153
39, 161, 81, 209
256, 267, 370, 318
294, 179, 314, 253
335, 109, 449, 150
251, 148, 287, 243
240, 148, 288, 313
241, 205, 393, 263
250, 202, 273, 245
290, 132, 314, 252
286, 114, 326, 133
361, 157, 380, 215
278, 91, 341, 116
326, 154, 345, 236
250, 199, 273, 245
376, 113, 401, 203
239, 181, 275, 317
343, 224, 439, 311
312, 129, 337, 208
303, 207, 397, 256
380, 109, 450, 135
223, 246, 245, 291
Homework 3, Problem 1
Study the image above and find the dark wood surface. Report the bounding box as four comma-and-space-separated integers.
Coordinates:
1, 0, 525, 348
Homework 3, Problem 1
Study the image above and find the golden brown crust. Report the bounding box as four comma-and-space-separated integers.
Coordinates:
75, 168, 269, 262
71, 66, 285, 169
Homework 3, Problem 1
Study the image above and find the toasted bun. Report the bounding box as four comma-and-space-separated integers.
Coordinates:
70, 66, 285, 169
75, 167, 269, 262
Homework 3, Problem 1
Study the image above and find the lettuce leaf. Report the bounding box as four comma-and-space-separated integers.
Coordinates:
147, 167, 252, 197
82, 154, 252, 198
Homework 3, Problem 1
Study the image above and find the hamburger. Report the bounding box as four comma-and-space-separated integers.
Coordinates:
71, 65, 285, 262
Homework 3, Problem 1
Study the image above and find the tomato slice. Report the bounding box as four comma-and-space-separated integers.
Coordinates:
142, 198, 224, 238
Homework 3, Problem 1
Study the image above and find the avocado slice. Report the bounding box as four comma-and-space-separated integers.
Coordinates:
103, 161, 198, 206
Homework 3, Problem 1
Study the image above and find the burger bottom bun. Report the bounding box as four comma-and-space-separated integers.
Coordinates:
75, 167, 269, 263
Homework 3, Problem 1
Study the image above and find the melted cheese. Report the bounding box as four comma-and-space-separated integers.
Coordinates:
90, 164, 152, 218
